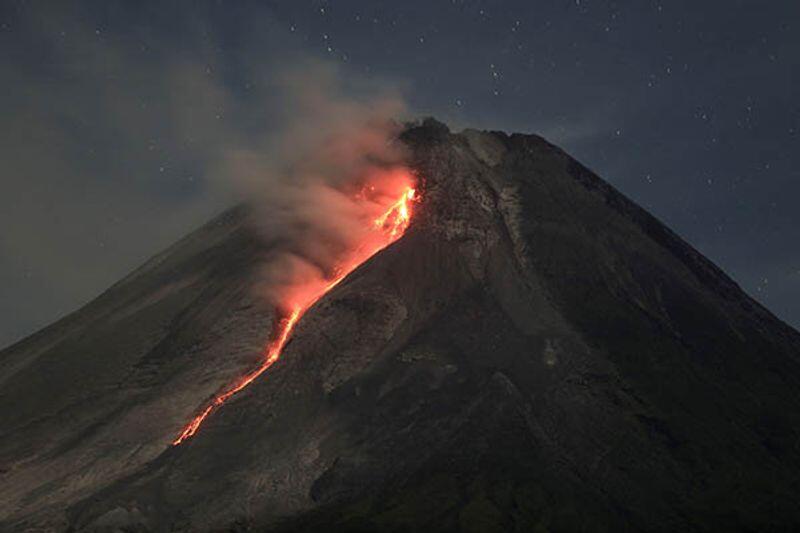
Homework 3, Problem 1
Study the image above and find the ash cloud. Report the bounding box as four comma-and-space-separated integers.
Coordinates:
220, 60, 412, 310
0, 3, 411, 347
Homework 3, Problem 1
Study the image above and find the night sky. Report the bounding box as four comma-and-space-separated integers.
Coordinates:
1, 1, 798, 349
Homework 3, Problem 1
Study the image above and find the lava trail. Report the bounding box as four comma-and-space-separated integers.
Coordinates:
173, 183, 418, 445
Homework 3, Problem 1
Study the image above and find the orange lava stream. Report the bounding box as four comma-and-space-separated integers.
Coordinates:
173, 184, 418, 445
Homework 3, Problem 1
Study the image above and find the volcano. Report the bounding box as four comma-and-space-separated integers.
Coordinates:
2, 119, 800, 532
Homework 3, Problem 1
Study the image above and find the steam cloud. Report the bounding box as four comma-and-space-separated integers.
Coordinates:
221, 61, 413, 311
0, 2, 415, 347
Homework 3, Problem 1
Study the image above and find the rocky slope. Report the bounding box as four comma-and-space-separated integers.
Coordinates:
2, 119, 800, 532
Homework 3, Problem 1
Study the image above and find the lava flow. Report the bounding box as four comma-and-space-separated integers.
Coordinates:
173, 181, 418, 445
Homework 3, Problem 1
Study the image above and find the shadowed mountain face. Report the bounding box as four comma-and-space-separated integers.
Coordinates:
2, 119, 800, 532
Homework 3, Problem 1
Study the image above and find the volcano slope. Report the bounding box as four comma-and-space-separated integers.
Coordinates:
2, 119, 800, 532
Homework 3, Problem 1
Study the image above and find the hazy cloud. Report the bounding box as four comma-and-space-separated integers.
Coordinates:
0, 3, 409, 347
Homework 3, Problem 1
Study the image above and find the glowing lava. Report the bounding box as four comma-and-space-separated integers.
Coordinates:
173, 180, 418, 445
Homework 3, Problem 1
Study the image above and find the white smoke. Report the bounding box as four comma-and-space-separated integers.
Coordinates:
219, 59, 413, 310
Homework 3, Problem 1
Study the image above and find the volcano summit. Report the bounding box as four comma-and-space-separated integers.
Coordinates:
2, 119, 800, 532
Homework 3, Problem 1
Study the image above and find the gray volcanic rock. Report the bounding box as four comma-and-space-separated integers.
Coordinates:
2, 119, 800, 532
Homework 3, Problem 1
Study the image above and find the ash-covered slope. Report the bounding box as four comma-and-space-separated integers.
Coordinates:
3, 119, 800, 532
0, 205, 280, 528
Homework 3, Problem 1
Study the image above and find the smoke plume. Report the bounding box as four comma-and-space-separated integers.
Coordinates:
221, 60, 415, 312
0, 1, 416, 347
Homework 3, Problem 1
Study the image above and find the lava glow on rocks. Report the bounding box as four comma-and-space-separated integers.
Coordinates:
173, 175, 418, 446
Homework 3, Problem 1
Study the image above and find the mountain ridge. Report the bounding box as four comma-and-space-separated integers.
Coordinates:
2, 118, 800, 532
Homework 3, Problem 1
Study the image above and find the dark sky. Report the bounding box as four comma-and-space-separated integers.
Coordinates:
1, 0, 799, 349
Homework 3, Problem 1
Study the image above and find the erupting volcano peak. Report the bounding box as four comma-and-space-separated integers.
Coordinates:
6, 120, 800, 533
